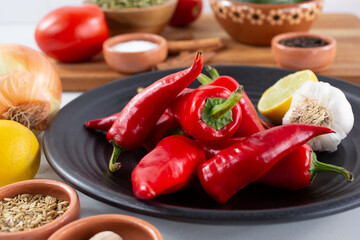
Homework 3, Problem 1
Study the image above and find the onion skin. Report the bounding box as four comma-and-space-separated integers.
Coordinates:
0, 43, 62, 132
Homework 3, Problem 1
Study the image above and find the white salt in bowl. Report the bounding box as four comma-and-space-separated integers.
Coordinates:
103, 33, 168, 74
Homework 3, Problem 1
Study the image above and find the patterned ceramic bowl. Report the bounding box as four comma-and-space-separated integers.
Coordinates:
210, 0, 323, 45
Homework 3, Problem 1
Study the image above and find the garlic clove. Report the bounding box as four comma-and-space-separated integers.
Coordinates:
89, 231, 123, 240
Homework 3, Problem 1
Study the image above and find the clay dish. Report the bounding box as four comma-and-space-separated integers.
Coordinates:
0, 179, 80, 240
103, 32, 168, 74
210, 0, 323, 45
48, 214, 163, 240
271, 31, 337, 72
96, 0, 178, 36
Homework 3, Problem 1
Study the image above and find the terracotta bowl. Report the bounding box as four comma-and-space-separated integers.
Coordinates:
271, 31, 337, 72
0, 179, 80, 240
103, 33, 168, 74
97, 0, 178, 36
48, 214, 163, 240
210, 0, 323, 45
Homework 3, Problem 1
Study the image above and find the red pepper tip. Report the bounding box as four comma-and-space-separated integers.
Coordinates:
134, 182, 156, 200
195, 51, 203, 60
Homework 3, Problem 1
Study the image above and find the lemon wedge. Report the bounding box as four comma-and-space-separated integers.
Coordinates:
257, 70, 318, 124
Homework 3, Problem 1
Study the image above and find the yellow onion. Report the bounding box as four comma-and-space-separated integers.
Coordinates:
0, 43, 62, 132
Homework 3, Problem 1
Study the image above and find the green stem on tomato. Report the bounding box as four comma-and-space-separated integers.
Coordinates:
309, 151, 354, 184
210, 85, 244, 119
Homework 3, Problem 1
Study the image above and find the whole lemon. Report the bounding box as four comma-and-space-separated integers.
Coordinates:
0, 120, 40, 187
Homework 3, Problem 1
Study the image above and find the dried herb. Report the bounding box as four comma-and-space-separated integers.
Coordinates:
88, 0, 167, 8
0, 194, 69, 232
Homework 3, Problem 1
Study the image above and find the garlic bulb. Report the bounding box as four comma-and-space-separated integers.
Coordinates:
282, 81, 354, 152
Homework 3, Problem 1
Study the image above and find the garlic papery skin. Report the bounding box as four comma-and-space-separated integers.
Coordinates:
282, 81, 354, 152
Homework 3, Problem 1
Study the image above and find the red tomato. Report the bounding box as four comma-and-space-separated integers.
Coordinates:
35, 4, 109, 62
169, 0, 203, 27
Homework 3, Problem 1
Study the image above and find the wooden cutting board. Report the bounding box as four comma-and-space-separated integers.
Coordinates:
54, 13, 360, 91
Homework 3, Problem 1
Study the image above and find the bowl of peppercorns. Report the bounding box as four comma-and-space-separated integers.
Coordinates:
210, 0, 323, 45
271, 31, 337, 72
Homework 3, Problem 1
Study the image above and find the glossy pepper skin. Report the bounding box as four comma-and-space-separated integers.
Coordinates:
84, 88, 195, 132
195, 137, 244, 159
171, 85, 243, 143
197, 123, 334, 203
107, 52, 203, 172
258, 144, 354, 190
85, 109, 183, 151
142, 109, 183, 152
85, 112, 119, 131
132, 135, 206, 200
198, 140, 354, 190
198, 66, 265, 137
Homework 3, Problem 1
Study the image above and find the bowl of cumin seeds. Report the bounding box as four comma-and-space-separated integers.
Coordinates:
0, 179, 80, 240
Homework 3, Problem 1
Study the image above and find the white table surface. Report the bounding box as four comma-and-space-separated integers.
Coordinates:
2, 23, 360, 240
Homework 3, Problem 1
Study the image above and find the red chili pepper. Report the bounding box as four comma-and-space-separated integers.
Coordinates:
171, 85, 243, 143
85, 109, 184, 152
131, 135, 206, 200
197, 138, 353, 189
142, 109, 183, 152
84, 112, 120, 131
258, 144, 354, 190
197, 123, 334, 203
84, 88, 195, 132
195, 137, 244, 159
259, 118, 275, 129
198, 66, 265, 137
106, 52, 203, 172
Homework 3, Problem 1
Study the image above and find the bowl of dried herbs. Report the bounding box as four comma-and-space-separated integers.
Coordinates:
86, 0, 178, 36
0, 179, 80, 240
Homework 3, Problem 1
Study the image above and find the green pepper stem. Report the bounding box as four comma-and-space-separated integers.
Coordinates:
210, 85, 244, 119
206, 66, 220, 80
198, 73, 213, 86
109, 142, 124, 173
309, 151, 354, 183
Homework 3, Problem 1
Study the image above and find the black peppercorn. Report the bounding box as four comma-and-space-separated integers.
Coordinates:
280, 37, 329, 48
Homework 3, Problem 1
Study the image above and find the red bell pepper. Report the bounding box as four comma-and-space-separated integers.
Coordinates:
131, 135, 206, 200
258, 144, 354, 190
197, 123, 334, 203
198, 66, 265, 137
171, 85, 243, 143
106, 52, 203, 172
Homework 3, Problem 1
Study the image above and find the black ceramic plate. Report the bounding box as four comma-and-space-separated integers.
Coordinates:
43, 66, 360, 224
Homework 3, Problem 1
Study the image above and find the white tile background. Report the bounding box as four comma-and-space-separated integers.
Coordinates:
0, 0, 359, 24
